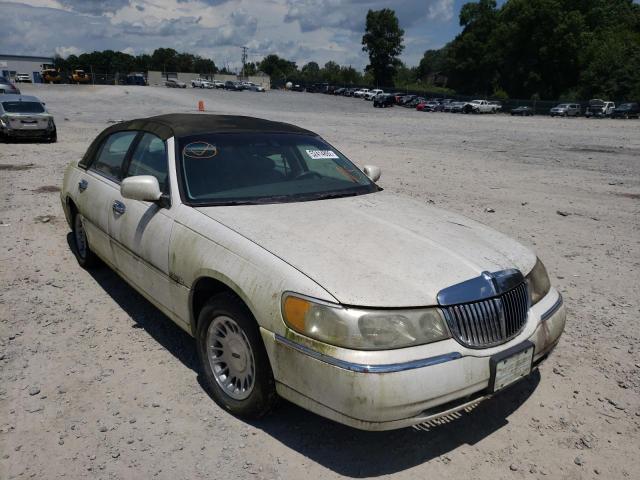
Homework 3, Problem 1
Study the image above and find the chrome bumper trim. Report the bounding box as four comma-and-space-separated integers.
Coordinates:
541, 293, 563, 322
274, 334, 462, 374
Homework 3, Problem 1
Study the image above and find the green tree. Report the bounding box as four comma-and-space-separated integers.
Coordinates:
300, 61, 321, 83
258, 54, 298, 82
361, 9, 405, 87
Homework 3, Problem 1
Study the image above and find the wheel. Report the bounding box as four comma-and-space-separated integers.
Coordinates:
72, 211, 98, 268
196, 293, 276, 418
48, 130, 57, 143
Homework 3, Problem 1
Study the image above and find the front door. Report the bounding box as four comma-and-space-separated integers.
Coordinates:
108, 132, 176, 315
77, 130, 139, 266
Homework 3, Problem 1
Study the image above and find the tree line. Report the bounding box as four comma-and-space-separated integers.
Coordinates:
53, 48, 220, 76
419, 0, 640, 100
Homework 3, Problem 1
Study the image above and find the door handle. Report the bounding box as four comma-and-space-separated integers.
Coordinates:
112, 200, 126, 215
78, 179, 88, 192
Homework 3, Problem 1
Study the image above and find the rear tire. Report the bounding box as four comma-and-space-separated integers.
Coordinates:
72, 211, 98, 268
196, 293, 277, 419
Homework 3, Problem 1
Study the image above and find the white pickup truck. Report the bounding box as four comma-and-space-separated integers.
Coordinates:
191, 78, 213, 89
353, 88, 370, 98
364, 89, 384, 100
465, 99, 500, 114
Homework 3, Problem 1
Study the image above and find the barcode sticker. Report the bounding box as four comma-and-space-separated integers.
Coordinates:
306, 149, 339, 159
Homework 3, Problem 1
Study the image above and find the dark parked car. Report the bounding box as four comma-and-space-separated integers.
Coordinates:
511, 106, 534, 116
307, 83, 328, 93
290, 84, 304, 92
373, 94, 396, 108
403, 97, 425, 108
224, 81, 243, 91
611, 102, 639, 119
396, 95, 417, 106
0, 76, 20, 95
124, 73, 146, 86
334, 87, 346, 95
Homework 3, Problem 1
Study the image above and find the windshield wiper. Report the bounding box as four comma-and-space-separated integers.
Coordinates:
310, 191, 360, 201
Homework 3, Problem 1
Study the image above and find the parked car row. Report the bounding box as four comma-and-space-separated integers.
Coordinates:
299, 85, 639, 119
167, 78, 266, 92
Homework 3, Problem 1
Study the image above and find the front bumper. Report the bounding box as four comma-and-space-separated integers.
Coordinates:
261, 288, 565, 430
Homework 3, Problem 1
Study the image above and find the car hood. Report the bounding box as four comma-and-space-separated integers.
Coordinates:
196, 191, 536, 307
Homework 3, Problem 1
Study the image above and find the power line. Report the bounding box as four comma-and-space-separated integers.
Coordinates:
241, 46, 248, 77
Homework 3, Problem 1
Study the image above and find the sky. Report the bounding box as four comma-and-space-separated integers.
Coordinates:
0, 0, 477, 72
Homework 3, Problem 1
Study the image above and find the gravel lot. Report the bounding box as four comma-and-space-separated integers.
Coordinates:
1, 84, 639, 479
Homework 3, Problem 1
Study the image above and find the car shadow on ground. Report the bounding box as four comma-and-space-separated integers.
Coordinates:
73, 235, 540, 477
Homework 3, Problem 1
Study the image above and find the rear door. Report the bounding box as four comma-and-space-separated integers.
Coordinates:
108, 132, 176, 314
75, 130, 138, 266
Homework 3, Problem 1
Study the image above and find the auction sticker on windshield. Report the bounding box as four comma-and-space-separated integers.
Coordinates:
306, 149, 339, 159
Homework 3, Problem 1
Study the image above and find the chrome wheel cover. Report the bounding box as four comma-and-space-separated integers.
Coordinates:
206, 316, 256, 400
74, 214, 87, 259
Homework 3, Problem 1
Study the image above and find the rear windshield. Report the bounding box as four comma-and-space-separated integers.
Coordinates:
2, 101, 45, 113
178, 133, 377, 205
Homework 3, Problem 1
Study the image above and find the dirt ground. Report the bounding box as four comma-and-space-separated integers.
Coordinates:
1, 84, 639, 480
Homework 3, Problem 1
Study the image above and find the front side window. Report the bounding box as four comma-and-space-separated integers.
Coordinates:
125, 133, 169, 192
178, 133, 377, 205
91, 131, 137, 181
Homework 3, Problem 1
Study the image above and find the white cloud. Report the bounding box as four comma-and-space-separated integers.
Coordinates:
0, 0, 460, 70
427, 0, 454, 21
54, 45, 82, 57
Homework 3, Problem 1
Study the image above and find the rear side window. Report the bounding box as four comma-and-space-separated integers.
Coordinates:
125, 133, 169, 192
91, 131, 138, 181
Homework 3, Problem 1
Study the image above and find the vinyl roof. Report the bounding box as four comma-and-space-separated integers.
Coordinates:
78, 114, 318, 169
110, 113, 316, 140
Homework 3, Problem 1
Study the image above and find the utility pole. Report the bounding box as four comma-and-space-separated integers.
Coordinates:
241, 46, 248, 78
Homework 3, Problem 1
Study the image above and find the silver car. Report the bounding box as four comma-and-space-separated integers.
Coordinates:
0, 94, 56, 142
165, 79, 187, 89
550, 103, 581, 117
0, 76, 20, 95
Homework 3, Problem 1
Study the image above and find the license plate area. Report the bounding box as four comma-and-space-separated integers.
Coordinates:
489, 341, 534, 393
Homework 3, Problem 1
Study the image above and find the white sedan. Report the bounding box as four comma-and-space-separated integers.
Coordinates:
60, 114, 565, 430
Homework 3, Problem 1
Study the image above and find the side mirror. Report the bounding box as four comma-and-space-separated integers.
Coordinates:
363, 165, 381, 182
121, 175, 162, 202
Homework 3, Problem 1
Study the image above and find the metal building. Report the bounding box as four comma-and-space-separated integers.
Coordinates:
0, 54, 54, 83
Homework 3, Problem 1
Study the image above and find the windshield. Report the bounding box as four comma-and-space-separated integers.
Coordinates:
619, 103, 633, 109
2, 101, 45, 113
178, 133, 378, 205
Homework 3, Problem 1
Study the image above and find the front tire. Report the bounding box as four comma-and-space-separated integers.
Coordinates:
72, 212, 98, 268
196, 293, 276, 418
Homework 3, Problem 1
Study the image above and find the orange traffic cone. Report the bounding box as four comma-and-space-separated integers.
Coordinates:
198, 100, 205, 112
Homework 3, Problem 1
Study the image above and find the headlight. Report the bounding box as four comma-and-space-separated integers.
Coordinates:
282, 294, 450, 350
0, 117, 7, 128
525, 258, 551, 305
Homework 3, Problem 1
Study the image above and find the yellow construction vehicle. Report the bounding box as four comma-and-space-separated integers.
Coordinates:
71, 69, 91, 84
41, 66, 61, 84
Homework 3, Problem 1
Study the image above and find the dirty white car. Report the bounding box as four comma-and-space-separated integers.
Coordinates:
60, 114, 565, 430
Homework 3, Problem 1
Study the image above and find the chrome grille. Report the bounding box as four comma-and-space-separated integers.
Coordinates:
442, 282, 529, 348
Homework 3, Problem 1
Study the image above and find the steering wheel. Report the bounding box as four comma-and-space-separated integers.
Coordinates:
294, 171, 323, 180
